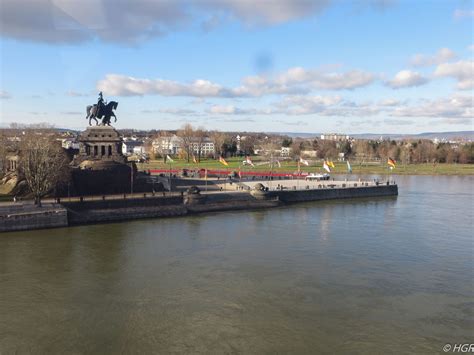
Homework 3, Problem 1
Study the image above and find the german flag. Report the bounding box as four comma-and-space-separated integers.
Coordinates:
388, 157, 396, 168
219, 156, 229, 166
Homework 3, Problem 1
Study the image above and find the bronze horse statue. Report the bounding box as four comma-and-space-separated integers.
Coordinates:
86, 101, 119, 126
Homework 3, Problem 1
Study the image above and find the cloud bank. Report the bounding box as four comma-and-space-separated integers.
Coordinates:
434, 60, 474, 90
386, 70, 429, 89
97, 66, 376, 97
0, 0, 332, 44
411, 48, 456, 67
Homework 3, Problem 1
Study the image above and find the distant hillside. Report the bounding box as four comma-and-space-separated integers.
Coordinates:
272, 131, 474, 141
352, 131, 474, 141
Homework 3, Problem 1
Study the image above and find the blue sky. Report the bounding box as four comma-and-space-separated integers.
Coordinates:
0, 0, 473, 133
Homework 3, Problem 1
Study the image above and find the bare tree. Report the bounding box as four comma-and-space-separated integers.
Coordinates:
209, 131, 226, 158
194, 126, 207, 162
19, 133, 70, 206
152, 130, 174, 161
290, 139, 303, 159
239, 135, 256, 155
0, 133, 7, 176
177, 123, 194, 162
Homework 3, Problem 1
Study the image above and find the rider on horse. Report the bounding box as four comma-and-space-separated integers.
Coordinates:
97, 92, 106, 119
86, 92, 118, 126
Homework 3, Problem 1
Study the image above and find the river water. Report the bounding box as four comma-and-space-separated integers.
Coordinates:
0, 176, 472, 354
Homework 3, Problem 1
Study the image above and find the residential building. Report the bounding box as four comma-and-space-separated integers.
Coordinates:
152, 135, 183, 155
191, 138, 215, 156
152, 135, 215, 156
60, 138, 80, 150
320, 133, 350, 141
122, 140, 145, 156
280, 147, 291, 157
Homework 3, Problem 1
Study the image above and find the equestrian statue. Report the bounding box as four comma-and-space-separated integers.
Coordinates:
86, 92, 119, 126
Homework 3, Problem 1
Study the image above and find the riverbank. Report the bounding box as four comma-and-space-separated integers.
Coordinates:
137, 159, 474, 175
0, 179, 397, 232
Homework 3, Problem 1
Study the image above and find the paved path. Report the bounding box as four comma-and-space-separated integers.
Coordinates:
240, 178, 389, 191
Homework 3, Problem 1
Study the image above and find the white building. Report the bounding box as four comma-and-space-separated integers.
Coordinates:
280, 147, 291, 157
152, 135, 183, 155
60, 138, 80, 150
122, 140, 145, 156
191, 138, 215, 156
152, 135, 215, 156
320, 133, 350, 141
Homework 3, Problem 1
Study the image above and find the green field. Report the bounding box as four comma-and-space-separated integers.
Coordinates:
137, 157, 474, 175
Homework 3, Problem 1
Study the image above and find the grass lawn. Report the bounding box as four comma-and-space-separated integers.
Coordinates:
137, 157, 474, 175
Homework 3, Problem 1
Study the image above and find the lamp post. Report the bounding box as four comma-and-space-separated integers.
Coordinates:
129, 162, 134, 195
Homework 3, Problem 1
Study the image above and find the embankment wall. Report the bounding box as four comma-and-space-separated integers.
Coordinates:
0, 205, 68, 232
266, 184, 398, 203
65, 192, 279, 225
0, 184, 398, 232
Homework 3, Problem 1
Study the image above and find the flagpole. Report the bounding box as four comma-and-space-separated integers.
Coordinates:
169, 161, 172, 193
269, 152, 273, 190
297, 160, 300, 190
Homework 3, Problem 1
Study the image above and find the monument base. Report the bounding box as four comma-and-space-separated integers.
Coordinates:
71, 125, 132, 195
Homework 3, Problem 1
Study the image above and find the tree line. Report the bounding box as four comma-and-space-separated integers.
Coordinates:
289, 138, 474, 164
153, 124, 474, 164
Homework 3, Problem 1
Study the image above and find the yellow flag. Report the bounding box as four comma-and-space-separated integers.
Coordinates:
388, 158, 396, 168
219, 156, 229, 166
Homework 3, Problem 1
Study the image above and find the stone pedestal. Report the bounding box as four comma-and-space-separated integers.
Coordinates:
71, 126, 133, 195
74, 126, 127, 166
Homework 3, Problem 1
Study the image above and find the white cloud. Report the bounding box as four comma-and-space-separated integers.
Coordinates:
274, 67, 375, 90
391, 95, 472, 121
208, 105, 238, 114
97, 74, 225, 97
379, 99, 401, 106
205, 0, 331, 25
207, 105, 274, 115
0, 90, 12, 99
384, 119, 413, 126
159, 108, 200, 115
275, 120, 309, 126
434, 60, 474, 90
453, 9, 474, 19
204, 95, 381, 117
155, 94, 472, 125
98, 66, 375, 98
277, 95, 342, 114
411, 48, 457, 67
386, 70, 429, 89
